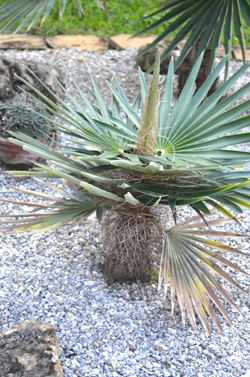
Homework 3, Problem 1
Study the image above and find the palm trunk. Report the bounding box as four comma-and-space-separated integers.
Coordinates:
178, 33, 220, 97
102, 207, 166, 283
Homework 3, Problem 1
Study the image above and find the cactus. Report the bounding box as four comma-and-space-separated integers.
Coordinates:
0, 97, 52, 139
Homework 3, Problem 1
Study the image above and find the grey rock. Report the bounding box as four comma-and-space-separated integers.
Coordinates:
0, 56, 65, 104
0, 319, 63, 376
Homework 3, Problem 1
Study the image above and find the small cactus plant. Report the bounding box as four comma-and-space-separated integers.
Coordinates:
0, 97, 52, 139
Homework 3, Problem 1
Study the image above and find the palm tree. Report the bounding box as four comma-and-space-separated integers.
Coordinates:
1, 0, 250, 92
134, 0, 250, 92
1, 52, 250, 334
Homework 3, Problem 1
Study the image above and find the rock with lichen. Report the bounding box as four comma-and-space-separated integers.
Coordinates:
0, 319, 63, 377
0, 56, 65, 104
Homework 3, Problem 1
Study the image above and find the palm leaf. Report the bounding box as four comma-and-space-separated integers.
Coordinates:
224, 0, 233, 80
0, 178, 102, 234
135, 0, 250, 76
137, 50, 161, 155
233, 0, 246, 64
159, 213, 249, 334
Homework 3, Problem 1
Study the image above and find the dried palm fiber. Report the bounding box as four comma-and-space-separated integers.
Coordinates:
102, 205, 170, 282
178, 33, 220, 97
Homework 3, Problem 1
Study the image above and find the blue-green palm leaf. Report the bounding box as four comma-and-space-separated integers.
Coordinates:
134, 0, 250, 77
3, 52, 250, 217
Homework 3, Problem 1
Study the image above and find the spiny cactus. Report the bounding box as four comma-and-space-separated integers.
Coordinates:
0, 97, 52, 139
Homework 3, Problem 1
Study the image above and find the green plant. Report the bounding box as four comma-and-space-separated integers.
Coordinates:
0, 0, 164, 38
2, 0, 250, 98
1, 0, 250, 47
135, 0, 250, 79
0, 97, 52, 139
1, 52, 250, 333
0, 0, 108, 34
151, 269, 159, 285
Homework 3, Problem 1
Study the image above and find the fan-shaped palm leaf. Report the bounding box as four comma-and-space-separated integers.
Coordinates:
5, 52, 250, 217
0, 178, 100, 233
134, 0, 250, 78
158, 212, 249, 334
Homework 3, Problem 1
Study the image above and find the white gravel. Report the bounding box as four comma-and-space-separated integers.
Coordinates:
1, 48, 250, 377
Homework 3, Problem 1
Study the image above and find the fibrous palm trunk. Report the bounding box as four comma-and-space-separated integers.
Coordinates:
178, 34, 220, 96
102, 207, 166, 283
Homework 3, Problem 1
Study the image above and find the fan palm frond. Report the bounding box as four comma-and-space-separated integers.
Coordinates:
159, 212, 249, 334
0, 178, 100, 233
5, 53, 250, 217
134, 0, 250, 78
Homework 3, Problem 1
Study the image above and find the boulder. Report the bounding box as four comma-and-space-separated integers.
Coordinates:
46, 35, 108, 50
0, 319, 63, 376
109, 34, 160, 50
135, 44, 178, 74
0, 35, 47, 50
0, 56, 65, 103
232, 45, 250, 61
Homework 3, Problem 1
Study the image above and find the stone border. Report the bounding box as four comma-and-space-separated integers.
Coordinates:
0, 34, 249, 61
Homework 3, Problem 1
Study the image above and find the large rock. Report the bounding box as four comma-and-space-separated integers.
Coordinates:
46, 35, 108, 50
109, 34, 161, 50
0, 319, 63, 376
0, 56, 65, 103
0, 35, 47, 50
232, 45, 250, 61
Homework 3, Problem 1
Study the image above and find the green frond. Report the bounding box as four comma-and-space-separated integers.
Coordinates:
134, 0, 250, 76
2, 54, 250, 215
0, 178, 104, 234
137, 50, 161, 155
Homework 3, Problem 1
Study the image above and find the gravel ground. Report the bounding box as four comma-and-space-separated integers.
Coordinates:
1, 48, 250, 377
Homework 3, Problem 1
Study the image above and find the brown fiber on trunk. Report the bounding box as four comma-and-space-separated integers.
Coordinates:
178, 35, 220, 97
102, 207, 167, 283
